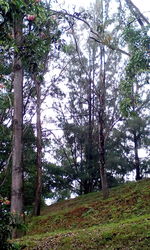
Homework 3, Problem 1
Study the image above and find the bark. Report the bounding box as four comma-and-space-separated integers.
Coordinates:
34, 77, 42, 216
98, 101, 109, 199
131, 84, 142, 181
80, 144, 83, 195
87, 79, 93, 193
11, 14, 24, 239
98, 41, 109, 199
133, 130, 141, 181
11, 15, 24, 216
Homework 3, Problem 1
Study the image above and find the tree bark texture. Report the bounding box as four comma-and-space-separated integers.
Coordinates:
131, 83, 142, 181
11, 15, 24, 217
87, 79, 94, 193
34, 78, 42, 216
98, 42, 109, 199
133, 130, 141, 180
98, 98, 109, 199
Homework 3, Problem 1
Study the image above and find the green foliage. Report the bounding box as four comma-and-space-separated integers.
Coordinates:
0, 196, 22, 250
0, 124, 12, 196
123, 25, 150, 53
42, 162, 72, 201
106, 128, 132, 178
0, 0, 62, 212
0, 0, 9, 14
0, 124, 37, 212
126, 50, 148, 78
120, 25, 150, 116
0, 0, 60, 74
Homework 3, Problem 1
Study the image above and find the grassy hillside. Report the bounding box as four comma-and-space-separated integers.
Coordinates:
15, 179, 150, 249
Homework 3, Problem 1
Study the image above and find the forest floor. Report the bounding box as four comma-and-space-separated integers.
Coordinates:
14, 179, 150, 249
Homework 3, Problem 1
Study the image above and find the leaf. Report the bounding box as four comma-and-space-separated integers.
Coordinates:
0, 0, 9, 14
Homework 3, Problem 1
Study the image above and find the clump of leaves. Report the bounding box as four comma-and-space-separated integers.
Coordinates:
0, 195, 25, 250
120, 25, 150, 117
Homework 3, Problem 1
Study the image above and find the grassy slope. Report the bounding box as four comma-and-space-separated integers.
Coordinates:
15, 179, 150, 249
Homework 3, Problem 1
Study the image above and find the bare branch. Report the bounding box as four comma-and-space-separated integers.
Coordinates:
89, 36, 131, 57
50, 9, 131, 57
125, 0, 149, 26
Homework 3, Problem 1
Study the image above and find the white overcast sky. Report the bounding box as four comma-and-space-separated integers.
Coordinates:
53, 0, 150, 13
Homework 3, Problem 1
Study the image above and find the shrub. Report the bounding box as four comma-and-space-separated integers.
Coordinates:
0, 196, 22, 249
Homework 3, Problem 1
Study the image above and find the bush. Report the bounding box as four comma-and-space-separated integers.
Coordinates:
0, 196, 22, 249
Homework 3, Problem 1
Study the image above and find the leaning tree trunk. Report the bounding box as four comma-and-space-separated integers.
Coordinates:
11, 14, 24, 217
34, 77, 42, 216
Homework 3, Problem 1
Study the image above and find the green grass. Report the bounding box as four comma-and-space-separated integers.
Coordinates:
14, 179, 150, 249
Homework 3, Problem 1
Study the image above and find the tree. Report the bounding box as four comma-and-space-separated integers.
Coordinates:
49, 0, 128, 198
0, 0, 62, 217
11, 12, 24, 222
120, 21, 150, 180
87, 0, 124, 198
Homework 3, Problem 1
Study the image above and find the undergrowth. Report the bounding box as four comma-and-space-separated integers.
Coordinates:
14, 179, 150, 249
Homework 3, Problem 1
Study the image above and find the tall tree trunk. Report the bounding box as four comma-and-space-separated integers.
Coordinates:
98, 35, 109, 199
11, 14, 24, 217
131, 83, 141, 181
133, 130, 141, 181
80, 143, 83, 195
98, 94, 109, 199
11, 14, 24, 238
34, 77, 42, 216
87, 79, 93, 193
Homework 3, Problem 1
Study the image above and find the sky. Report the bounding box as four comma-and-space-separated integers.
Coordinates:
53, 0, 150, 13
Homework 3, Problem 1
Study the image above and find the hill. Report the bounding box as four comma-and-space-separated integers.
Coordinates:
15, 179, 150, 249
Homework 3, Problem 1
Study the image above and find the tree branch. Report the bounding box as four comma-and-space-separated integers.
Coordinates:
125, 0, 149, 26
50, 9, 131, 57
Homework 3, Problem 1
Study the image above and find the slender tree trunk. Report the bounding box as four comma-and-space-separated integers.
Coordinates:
11, 14, 24, 216
98, 102, 109, 199
34, 77, 42, 216
11, 14, 24, 238
87, 79, 93, 193
80, 143, 83, 195
133, 130, 141, 181
131, 82, 141, 181
98, 41, 109, 199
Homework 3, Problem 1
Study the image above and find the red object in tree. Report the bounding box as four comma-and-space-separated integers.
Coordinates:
0, 84, 4, 88
35, 0, 40, 2
27, 15, 36, 21
4, 200, 11, 205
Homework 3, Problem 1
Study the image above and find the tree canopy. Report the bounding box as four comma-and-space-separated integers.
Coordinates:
0, 0, 149, 227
